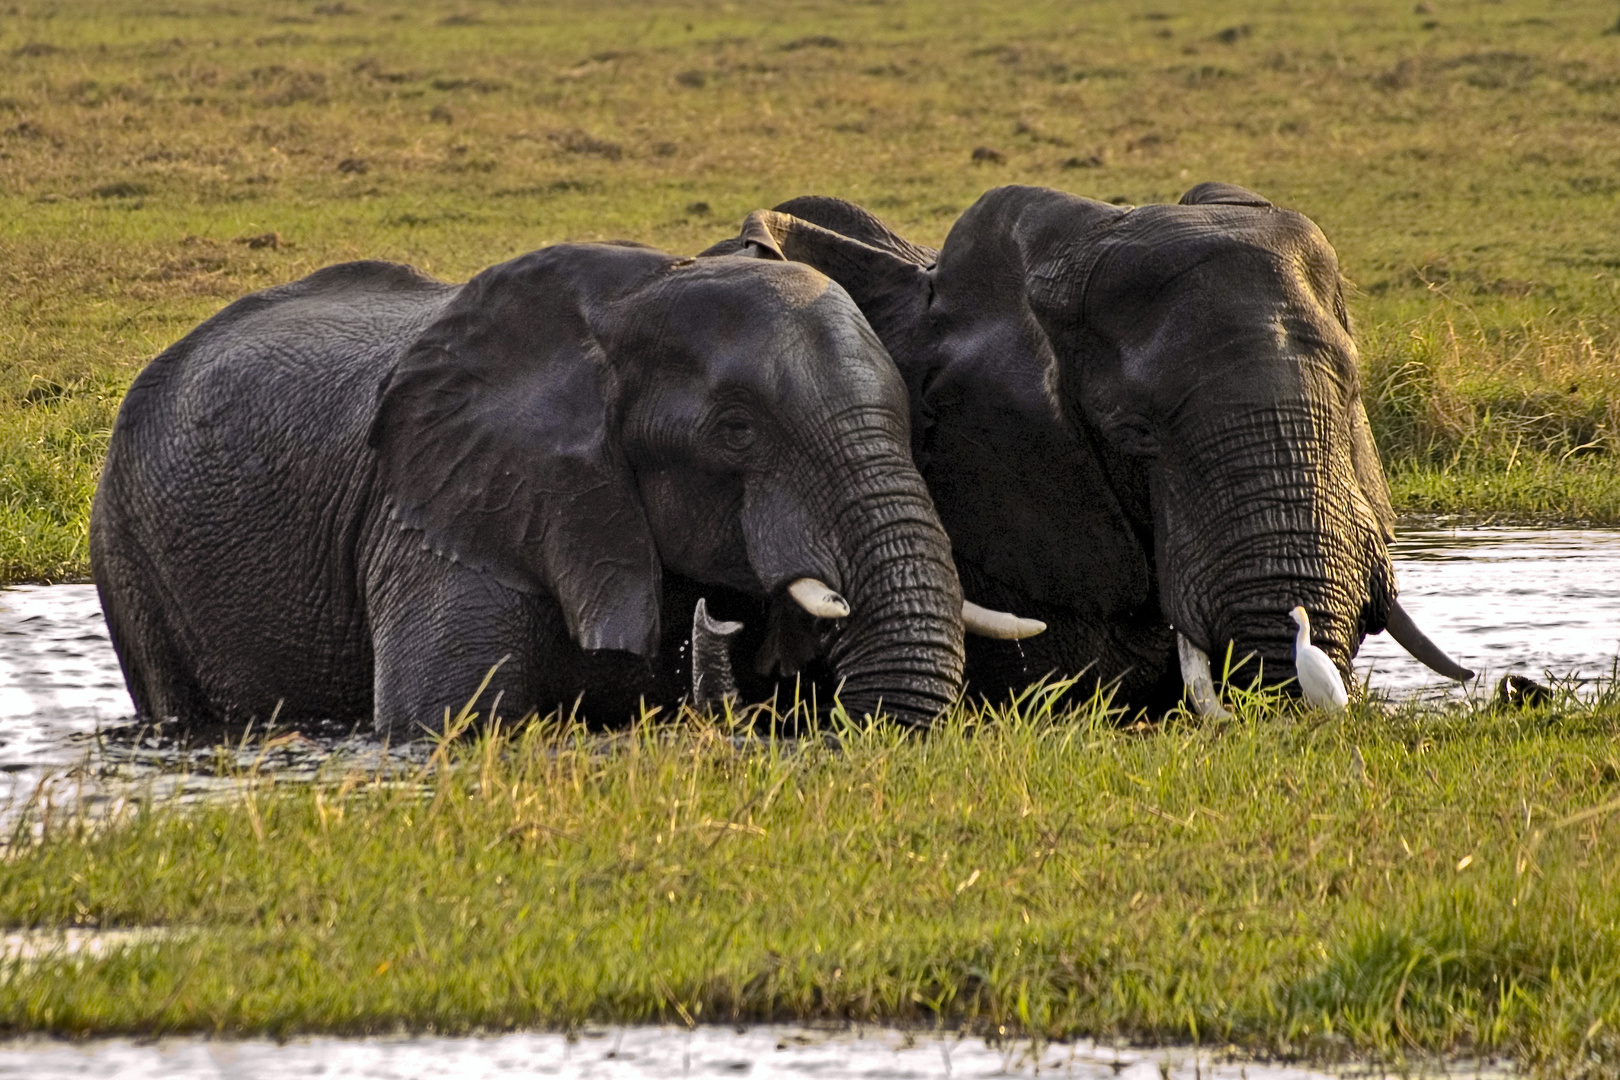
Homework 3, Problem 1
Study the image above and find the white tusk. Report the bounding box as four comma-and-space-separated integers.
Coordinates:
962, 600, 1047, 640
788, 578, 850, 620
1177, 632, 1232, 719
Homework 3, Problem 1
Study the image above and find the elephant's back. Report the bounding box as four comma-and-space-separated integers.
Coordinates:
93, 261, 460, 722
119, 261, 453, 426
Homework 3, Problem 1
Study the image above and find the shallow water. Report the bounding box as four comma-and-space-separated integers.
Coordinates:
1, 527, 1616, 815
1354, 528, 1620, 697
0, 583, 418, 831
0, 1025, 1510, 1078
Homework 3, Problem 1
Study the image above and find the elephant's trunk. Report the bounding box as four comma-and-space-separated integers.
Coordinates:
821, 452, 966, 724
1156, 405, 1394, 695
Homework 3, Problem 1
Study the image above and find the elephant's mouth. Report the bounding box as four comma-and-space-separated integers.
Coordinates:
687, 584, 1047, 716
1175, 596, 1473, 716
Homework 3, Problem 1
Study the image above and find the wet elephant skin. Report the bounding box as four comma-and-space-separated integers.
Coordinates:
91, 246, 965, 737
707, 183, 1397, 712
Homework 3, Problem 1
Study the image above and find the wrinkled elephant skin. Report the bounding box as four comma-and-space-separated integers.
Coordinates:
92, 246, 966, 736
707, 183, 1464, 711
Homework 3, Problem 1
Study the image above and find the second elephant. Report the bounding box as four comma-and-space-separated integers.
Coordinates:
708, 183, 1472, 712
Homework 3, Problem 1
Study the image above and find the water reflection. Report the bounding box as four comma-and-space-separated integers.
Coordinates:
0, 1025, 1514, 1078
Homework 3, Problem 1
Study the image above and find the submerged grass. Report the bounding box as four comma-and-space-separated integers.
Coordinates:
3, 0, 1620, 579
4, 680, 1620, 1075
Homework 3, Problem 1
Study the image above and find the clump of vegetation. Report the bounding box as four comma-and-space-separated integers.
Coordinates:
3, 679, 1620, 1074
2, 0, 1620, 580
1362, 310, 1620, 521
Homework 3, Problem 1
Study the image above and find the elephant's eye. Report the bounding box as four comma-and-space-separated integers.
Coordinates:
1111, 416, 1160, 458
717, 416, 756, 452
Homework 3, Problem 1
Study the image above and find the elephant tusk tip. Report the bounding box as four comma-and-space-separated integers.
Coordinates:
961, 600, 1046, 640
1177, 631, 1233, 720
1385, 597, 1475, 682
787, 577, 850, 620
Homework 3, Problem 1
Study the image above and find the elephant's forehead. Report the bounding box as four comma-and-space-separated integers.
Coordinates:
1113, 205, 1331, 264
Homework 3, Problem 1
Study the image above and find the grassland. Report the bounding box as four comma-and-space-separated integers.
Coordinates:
2, 2, 1620, 1070
3, 684, 1620, 1076
2, 0, 1620, 580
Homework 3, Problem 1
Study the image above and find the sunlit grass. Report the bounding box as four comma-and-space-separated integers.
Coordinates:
3, 0, 1620, 580
3, 679, 1620, 1074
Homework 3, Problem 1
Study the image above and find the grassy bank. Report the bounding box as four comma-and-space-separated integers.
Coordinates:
3, 0, 1620, 580
3, 685, 1620, 1075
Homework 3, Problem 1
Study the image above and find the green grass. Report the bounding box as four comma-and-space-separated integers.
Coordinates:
4, 683, 1620, 1075
3, 6, 1619, 1062
3, 0, 1620, 580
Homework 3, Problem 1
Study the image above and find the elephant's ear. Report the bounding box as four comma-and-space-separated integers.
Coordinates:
924, 186, 1152, 615
720, 209, 927, 316
371, 249, 663, 656
1178, 181, 1274, 207
771, 196, 939, 267
697, 212, 791, 262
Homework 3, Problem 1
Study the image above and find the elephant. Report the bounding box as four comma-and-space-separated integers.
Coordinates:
703, 182, 1472, 713
91, 242, 999, 737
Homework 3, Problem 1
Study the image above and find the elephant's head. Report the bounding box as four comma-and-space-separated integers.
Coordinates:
711, 185, 1470, 708
370, 243, 968, 723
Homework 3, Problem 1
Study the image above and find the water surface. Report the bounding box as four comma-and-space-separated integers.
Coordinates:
1354, 528, 1620, 697
2, 528, 1616, 815
0, 1025, 1509, 1078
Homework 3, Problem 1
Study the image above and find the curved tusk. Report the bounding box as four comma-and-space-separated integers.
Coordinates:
788, 578, 850, 620
1177, 632, 1232, 719
962, 600, 1047, 640
1384, 598, 1475, 682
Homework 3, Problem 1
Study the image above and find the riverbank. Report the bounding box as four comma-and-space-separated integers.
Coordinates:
2, 689, 1618, 1075
3, 0, 1619, 583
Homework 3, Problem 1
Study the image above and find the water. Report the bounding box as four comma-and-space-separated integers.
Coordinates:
0, 1025, 1510, 1078
1354, 528, 1620, 697
2, 528, 1617, 817
0, 584, 420, 834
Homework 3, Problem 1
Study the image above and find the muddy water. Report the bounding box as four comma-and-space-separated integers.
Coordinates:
0, 1025, 1510, 1078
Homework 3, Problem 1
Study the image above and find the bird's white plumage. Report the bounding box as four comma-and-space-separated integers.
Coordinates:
1290, 606, 1348, 711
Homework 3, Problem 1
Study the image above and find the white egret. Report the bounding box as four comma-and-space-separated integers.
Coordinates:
1289, 606, 1348, 711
